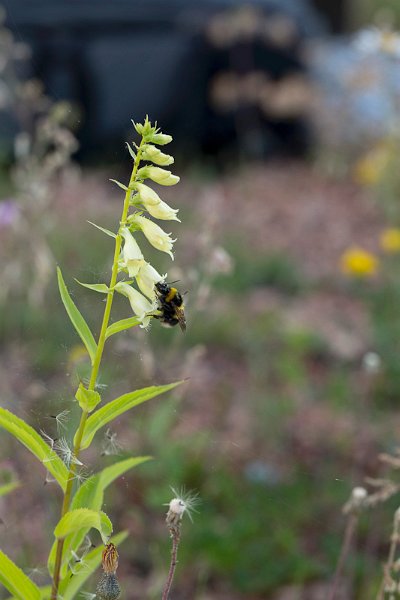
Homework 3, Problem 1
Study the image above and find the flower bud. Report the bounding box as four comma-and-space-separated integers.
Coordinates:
150, 132, 173, 145
115, 282, 154, 327
142, 144, 174, 166
138, 166, 180, 186
119, 228, 144, 277
136, 262, 163, 299
130, 215, 175, 258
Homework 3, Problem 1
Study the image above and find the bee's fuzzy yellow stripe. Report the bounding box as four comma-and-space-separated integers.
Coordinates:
165, 288, 177, 302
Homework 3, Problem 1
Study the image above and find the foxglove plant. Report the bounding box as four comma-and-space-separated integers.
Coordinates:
0, 117, 184, 600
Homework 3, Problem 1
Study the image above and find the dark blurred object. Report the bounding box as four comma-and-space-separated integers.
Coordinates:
3, 0, 324, 159
311, 0, 346, 33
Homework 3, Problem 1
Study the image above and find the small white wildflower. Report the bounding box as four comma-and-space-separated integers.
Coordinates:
352, 487, 368, 502
115, 281, 155, 328
138, 165, 180, 186
136, 262, 163, 299
354, 27, 400, 57
119, 227, 144, 277
129, 215, 175, 258
141, 144, 174, 166
362, 351, 381, 374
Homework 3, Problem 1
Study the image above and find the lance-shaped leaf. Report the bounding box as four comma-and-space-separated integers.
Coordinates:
59, 531, 128, 600
54, 509, 112, 545
77, 382, 182, 450
0, 408, 68, 490
0, 549, 41, 600
87, 220, 116, 238
105, 316, 141, 339
75, 280, 110, 294
57, 267, 97, 365
48, 457, 149, 578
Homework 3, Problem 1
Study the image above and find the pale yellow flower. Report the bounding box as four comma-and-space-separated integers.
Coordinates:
380, 228, 400, 253
119, 227, 145, 277
141, 144, 174, 166
340, 246, 378, 277
114, 281, 154, 328
130, 215, 175, 258
138, 166, 180, 186
353, 143, 390, 186
136, 262, 164, 299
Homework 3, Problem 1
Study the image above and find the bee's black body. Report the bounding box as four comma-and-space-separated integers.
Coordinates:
154, 281, 186, 331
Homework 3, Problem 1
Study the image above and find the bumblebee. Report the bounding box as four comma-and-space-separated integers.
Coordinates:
154, 281, 186, 332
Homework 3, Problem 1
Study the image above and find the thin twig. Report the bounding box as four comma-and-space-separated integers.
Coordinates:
377, 510, 400, 600
162, 528, 181, 600
329, 514, 358, 600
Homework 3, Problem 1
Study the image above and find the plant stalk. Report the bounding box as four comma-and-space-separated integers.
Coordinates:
51, 140, 144, 599
162, 528, 181, 600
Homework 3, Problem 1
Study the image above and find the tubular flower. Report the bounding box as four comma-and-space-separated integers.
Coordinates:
145, 198, 180, 221
142, 144, 174, 166
151, 132, 173, 145
380, 228, 400, 253
340, 246, 378, 277
133, 183, 180, 221
119, 227, 144, 277
129, 215, 175, 259
138, 165, 180, 186
136, 262, 164, 299
115, 281, 154, 327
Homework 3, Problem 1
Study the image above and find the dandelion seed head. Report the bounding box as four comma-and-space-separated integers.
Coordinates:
166, 487, 200, 525
101, 429, 123, 457
51, 409, 70, 433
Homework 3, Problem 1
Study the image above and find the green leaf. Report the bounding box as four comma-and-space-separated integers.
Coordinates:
87, 220, 116, 238
0, 480, 19, 496
78, 382, 182, 449
0, 549, 41, 600
75, 280, 110, 294
54, 509, 112, 545
57, 267, 97, 365
105, 316, 141, 339
126, 142, 136, 160
59, 531, 128, 600
109, 178, 128, 191
75, 382, 101, 413
48, 457, 149, 578
0, 408, 68, 490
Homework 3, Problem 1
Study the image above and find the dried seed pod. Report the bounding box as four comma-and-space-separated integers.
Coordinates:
96, 573, 121, 600
95, 543, 121, 600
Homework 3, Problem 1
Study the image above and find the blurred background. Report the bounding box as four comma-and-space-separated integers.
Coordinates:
1, 1, 400, 598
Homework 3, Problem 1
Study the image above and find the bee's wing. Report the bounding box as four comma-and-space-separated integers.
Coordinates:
176, 307, 186, 332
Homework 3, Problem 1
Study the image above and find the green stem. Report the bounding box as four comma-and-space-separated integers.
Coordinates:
50, 139, 145, 600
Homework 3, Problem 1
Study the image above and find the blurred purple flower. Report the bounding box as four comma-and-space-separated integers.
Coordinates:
0, 200, 19, 228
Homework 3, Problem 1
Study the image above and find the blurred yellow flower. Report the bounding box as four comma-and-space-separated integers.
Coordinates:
340, 247, 379, 277
353, 144, 390, 186
380, 228, 400, 253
